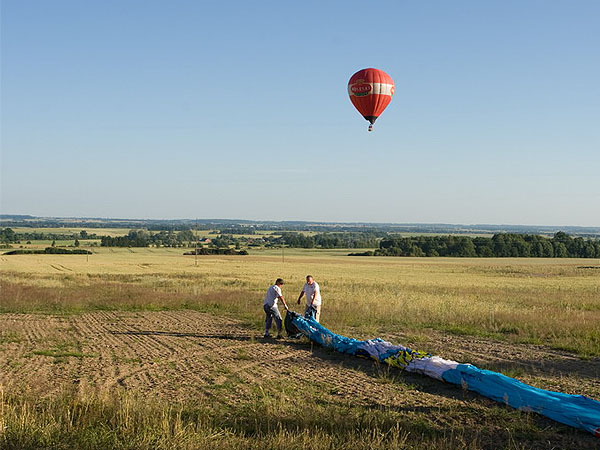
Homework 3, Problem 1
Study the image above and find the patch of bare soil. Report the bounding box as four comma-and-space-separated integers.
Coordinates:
1, 311, 599, 448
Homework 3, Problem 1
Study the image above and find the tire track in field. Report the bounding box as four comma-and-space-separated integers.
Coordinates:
104, 311, 192, 392
113, 335, 257, 392
101, 310, 266, 395
13, 313, 57, 344
95, 311, 176, 391
0, 315, 73, 394
0, 316, 36, 389
89, 311, 218, 393
212, 348, 299, 385
129, 312, 188, 353
70, 312, 141, 392
238, 343, 389, 402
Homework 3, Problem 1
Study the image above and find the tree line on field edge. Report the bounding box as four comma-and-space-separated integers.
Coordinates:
2, 227, 599, 257
348, 232, 600, 258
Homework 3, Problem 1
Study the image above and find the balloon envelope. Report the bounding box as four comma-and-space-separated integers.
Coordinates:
348, 68, 394, 130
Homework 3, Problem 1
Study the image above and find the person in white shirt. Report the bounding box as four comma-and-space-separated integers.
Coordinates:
297, 275, 322, 322
263, 278, 288, 338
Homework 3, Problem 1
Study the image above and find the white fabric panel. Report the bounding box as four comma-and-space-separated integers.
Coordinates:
348, 83, 394, 97
360, 339, 410, 360
406, 356, 459, 381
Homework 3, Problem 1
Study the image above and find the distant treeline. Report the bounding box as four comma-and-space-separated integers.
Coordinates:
3, 218, 600, 239
0, 219, 215, 232
100, 230, 196, 247
0, 228, 100, 242
4, 247, 92, 255
279, 232, 383, 249
183, 248, 248, 256
209, 227, 256, 235
351, 232, 600, 258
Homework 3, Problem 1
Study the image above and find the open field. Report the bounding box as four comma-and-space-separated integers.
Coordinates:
8, 240, 99, 249
1, 249, 599, 448
2, 310, 599, 449
2, 248, 598, 356
8, 226, 133, 237
7, 226, 282, 239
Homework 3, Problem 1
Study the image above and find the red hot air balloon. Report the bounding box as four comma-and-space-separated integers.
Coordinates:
348, 68, 394, 131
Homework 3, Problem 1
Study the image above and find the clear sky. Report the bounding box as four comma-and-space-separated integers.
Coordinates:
1, 0, 599, 225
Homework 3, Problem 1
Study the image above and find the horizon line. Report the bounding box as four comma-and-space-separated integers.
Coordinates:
0, 214, 598, 230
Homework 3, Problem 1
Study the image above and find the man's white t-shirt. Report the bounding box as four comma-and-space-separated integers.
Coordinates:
303, 281, 321, 306
264, 284, 282, 307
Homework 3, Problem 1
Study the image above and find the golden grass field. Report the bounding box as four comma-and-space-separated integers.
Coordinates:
2, 247, 598, 356
1, 247, 599, 449
9, 226, 134, 237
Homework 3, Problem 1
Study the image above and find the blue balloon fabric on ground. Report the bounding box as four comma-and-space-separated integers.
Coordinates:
288, 311, 600, 438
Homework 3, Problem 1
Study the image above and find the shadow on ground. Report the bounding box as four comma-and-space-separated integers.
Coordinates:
110, 329, 600, 448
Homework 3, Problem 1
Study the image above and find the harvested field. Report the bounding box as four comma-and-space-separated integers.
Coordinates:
1, 310, 599, 449
2, 251, 599, 357
1, 251, 599, 448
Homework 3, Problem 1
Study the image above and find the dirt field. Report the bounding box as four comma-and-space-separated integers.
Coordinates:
2, 310, 599, 448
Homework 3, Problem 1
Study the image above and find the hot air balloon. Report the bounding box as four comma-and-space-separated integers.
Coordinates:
348, 68, 394, 131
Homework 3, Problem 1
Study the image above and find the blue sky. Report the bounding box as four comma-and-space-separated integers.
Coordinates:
2, 0, 599, 225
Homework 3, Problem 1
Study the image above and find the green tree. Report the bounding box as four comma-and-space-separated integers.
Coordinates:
554, 242, 568, 258
0, 228, 16, 243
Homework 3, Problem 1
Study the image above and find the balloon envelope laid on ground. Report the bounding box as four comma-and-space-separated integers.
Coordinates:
287, 311, 600, 438
348, 68, 394, 131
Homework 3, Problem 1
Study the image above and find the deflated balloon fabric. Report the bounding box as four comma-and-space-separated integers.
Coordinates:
288, 311, 600, 438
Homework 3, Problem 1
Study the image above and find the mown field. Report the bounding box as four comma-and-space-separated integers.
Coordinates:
1, 248, 599, 449
8, 226, 133, 237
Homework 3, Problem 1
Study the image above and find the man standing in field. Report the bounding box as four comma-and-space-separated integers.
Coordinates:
297, 275, 322, 322
263, 278, 288, 339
